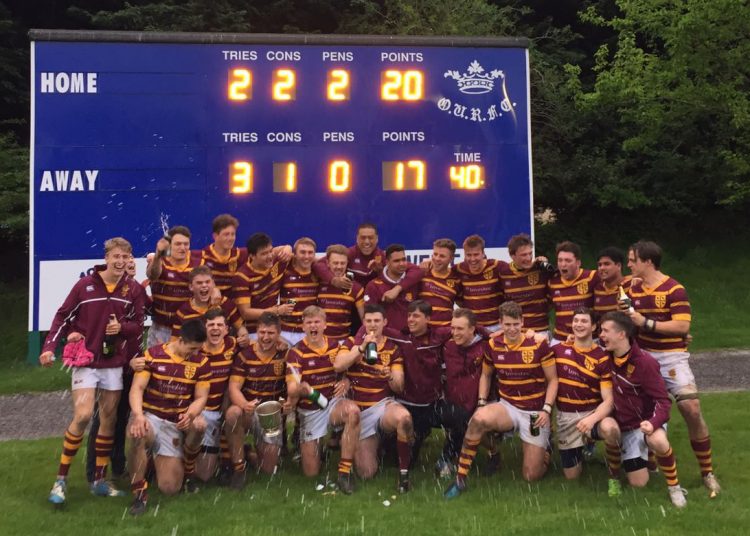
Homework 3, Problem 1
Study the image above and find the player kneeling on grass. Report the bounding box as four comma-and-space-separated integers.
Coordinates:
552, 307, 621, 494
335, 304, 415, 493
184, 309, 239, 489
599, 311, 688, 508
286, 306, 361, 493
225, 312, 288, 489
126, 319, 211, 516
445, 301, 558, 499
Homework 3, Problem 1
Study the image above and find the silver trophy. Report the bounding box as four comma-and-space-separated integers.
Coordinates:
255, 401, 283, 438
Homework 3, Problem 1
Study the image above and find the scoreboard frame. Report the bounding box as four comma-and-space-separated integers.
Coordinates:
27, 30, 534, 360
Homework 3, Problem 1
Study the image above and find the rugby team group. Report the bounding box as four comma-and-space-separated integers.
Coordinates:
38, 214, 720, 515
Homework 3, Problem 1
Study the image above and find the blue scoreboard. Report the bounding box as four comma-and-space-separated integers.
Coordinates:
29, 30, 533, 332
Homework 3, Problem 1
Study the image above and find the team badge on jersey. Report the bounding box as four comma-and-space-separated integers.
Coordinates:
121, 284, 129, 297
626, 364, 635, 377
521, 349, 534, 364
229, 260, 237, 272
446, 278, 457, 288
380, 351, 392, 367
584, 356, 596, 371
273, 360, 285, 376
483, 269, 494, 280
184, 364, 197, 379
655, 294, 667, 309
576, 282, 589, 295
224, 350, 234, 360
528, 273, 539, 286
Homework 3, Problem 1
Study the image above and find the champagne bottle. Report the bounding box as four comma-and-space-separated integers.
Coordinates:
102, 314, 116, 358
364, 341, 378, 365
307, 389, 329, 409
618, 286, 634, 313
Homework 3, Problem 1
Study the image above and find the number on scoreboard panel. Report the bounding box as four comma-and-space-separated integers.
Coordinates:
230, 161, 253, 193
228, 69, 252, 101
382, 160, 426, 191
328, 161, 351, 192
449, 165, 485, 190
273, 162, 297, 192
381, 70, 423, 101
272, 69, 296, 100
327, 69, 350, 101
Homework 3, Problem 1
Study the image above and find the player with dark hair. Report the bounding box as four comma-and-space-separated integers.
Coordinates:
200, 214, 247, 293
286, 306, 361, 493
172, 265, 248, 344
593, 246, 632, 316
625, 241, 720, 497
364, 244, 423, 333
147, 225, 203, 347
231, 232, 293, 332
42, 237, 146, 505
127, 319, 211, 516
547, 241, 598, 344
445, 301, 557, 498
456, 234, 504, 330
553, 307, 620, 492
599, 311, 687, 507
280, 237, 320, 345
225, 312, 287, 488
317, 244, 365, 341
335, 304, 414, 493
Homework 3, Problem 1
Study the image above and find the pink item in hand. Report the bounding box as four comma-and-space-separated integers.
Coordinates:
62, 339, 94, 368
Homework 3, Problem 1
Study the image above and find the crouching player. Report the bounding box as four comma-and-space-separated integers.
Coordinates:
445, 301, 557, 498
286, 306, 361, 493
335, 304, 415, 493
225, 312, 287, 489
186, 309, 238, 488
553, 307, 621, 495
127, 319, 211, 516
599, 311, 687, 508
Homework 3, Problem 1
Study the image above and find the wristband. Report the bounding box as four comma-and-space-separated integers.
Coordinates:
477, 398, 487, 407
542, 403, 553, 414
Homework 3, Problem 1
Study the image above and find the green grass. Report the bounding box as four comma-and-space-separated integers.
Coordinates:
1, 392, 747, 535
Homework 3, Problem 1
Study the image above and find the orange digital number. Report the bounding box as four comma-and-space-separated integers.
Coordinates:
381, 70, 423, 101
449, 165, 485, 190
230, 161, 253, 193
228, 69, 252, 101
383, 160, 426, 190
273, 69, 296, 101
327, 69, 350, 101
273, 162, 297, 192
329, 161, 351, 192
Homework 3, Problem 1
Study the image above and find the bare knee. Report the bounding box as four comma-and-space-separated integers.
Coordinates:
356, 464, 377, 479
598, 418, 620, 442
225, 405, 242, 426
345, 406, 360, 426
563, 467, 582, 480
158, 481, 181, 496
522, 465, 545, 482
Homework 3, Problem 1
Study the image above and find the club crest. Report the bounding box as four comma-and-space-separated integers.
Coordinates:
184, 364, 197, 379
522, 349, 534, 364
273, 360, 285, 376
654, 294, 667, 308
577, 282, 589, 295
584, 357, 596, 371
528, 273, 539, 286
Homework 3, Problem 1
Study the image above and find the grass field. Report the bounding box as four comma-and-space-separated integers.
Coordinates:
1, 392, 747, 535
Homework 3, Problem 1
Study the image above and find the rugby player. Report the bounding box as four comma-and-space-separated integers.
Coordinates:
42, 238, 146, 505
497, 233, 552, 337
185, 310, 238, 486
593, 246, 632, 317
456, 235, 504, 331
599, 311, 688, 508
225, 312, 288, 487
445, 301, 557, 498
364, 244, 423, 333
335, 304, 414, 493
172, 265, 248, 345
127, 319, 211, 516
286, 306, 361, 493
547, 241, 598, 344
313, 222, 385, 290
417, 238, 462, 328
438, 308, 494, 477
317, 244, 365, 342
147, 225, 202, 347
232, 232, 293, 333
200, 214, 247, 293
279, 237, 320, 345
625, 241, 720, 496
553, 308, 620, 491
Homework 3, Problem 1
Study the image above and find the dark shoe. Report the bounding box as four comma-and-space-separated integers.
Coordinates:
482, 453, 501, 477
182, 477, 200, 494
398, 471, 411, 494
129, 497, 147, 516
229, 470, 247, 491
216, 465, 232, 487
337, 472, 355, 495
444, 480, 466, 499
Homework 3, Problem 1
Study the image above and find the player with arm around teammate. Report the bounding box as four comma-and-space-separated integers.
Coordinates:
553, 307, 621, 494
127, 319, 211, 515
445, 301, 558, 498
